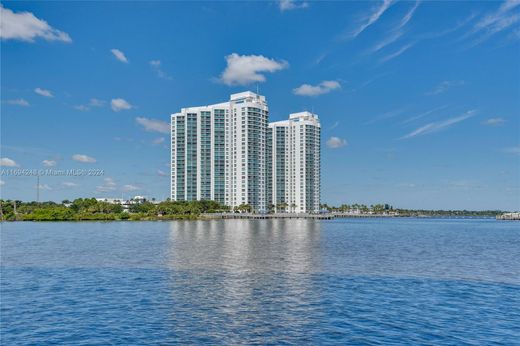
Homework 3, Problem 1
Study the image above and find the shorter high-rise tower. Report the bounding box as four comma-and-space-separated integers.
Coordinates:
267, 112, 321, 213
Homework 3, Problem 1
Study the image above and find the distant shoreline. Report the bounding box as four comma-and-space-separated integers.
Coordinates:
1, 214, 508, 222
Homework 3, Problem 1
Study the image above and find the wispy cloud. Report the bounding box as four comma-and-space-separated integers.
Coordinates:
152, 137, 165, 145
150, 60, 172, 80
36, 183, 52, 191
465, 0, 520, 47
34, 87, 53, 98
62, 182, 78, 188
402, 105, 449, 124
482, 117, 506, 126
398, 1, 420, 30
72, 154, 96, 163
503, 145, 520, 155
366, 108, 407, 125
110, 48, 128, 63
344, 0, 394, 39
367, 1, 419, 54
279, 0, 308, 12
219, 53, 288, 86
400, 110, 476, 139
96, 177, 116, 192
379, 43, 413, 63
293, 80, 341, 96
110, 98, 132, 112
419, 12, 477, 40
136, 117, 170, 134
329, 121, 340, 130
74, 105, 89, 112
426, 80, 465, 95
369, 31, 403, 53
89, 98, 105, 107
0, 4, 71, 42
42, 159, 56, 167
74, 98, 106, 112
326, 136, 348, 149
122, 184, 140, 192
4, 98, 30, 107
157, 170, 168, 177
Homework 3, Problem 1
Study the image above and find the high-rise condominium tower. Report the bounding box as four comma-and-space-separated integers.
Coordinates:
171, 91, 268, 211
170, 92, 320, 213
267, 112, 321, 213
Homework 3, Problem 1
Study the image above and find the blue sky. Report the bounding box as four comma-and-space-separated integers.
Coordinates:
1, 0, 519, 210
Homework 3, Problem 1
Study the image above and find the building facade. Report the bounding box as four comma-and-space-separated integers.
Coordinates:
171, 91, 268, 211
171, 92, 320, 213
267, 112, 321, 213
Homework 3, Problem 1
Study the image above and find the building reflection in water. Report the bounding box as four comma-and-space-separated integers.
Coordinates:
165, 220, 323, 340
167, 219, 322, 274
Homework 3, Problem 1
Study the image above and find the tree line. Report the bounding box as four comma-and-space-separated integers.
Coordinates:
0, 198, 228, 221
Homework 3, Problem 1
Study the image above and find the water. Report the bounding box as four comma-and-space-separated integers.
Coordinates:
1, 218, 519, 344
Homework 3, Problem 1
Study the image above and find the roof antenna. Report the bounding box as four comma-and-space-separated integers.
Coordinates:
256, 84, 259, 97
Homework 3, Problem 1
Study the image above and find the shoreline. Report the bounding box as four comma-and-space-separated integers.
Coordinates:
1, 214, 505, 222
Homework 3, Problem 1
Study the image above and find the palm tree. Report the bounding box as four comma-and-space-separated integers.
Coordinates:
276, 202, 288, 213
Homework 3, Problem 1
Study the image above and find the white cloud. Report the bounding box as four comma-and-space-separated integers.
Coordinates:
5, 98, 30, 106
136, 117, 170, 134
293, 80, 341, 96
157, 170, 168, 177
369, 31, 403, 53
0, 157, 18, 167
379, 43, 413, 63
89, 98, 105, 107
463, 0, 520, 47
400, 110, 476, 139
110, 49, 128, 63
0, 180, 4, 186
0, 4, 71, 42
219, 53, 288, 86
42, 159, 56, 167
399, 1, 420, 30
153, 137, 165, 145
62, 182, 78, 188
346, 0, 394, 39
96, 177, 116, 192
34, 87, 53, 97
37, 183, 52, 191
122, 184, 139, 192
110, 98, 132, 112
402, 105, 449, 124
482, 117, 506, 126
72, 154, 96, 163
74, 104, 89, 112
74, 98, 106, 112
326, 136, 348, 149
474, 0, 520, 32
426, 80, 465, 95
149, 60, 172, 80
367, 2, 419, 54
279, 0, 309, 11
503, 146, 520, 155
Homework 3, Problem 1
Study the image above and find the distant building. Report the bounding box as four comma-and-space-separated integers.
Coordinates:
170, 92, 320, 213
268, 112, 321, 213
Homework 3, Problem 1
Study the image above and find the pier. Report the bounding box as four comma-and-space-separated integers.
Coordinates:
202, 213, 335, 220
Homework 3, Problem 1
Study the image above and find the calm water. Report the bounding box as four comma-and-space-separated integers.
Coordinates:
1, 218, 519, 345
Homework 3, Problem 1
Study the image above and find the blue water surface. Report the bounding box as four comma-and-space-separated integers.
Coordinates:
1, 218, 519, 344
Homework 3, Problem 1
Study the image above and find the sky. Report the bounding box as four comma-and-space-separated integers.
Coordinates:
1, 0, 519, 210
